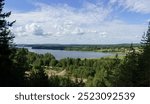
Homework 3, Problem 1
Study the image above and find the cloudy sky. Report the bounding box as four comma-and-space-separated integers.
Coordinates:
5, 0, 150, 44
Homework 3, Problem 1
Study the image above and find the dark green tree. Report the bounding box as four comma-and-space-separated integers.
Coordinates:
92, 56, 121, 87
12, 48, 29, 86
0, 0, 16, 86
118, 44, 139, 86
139, 22, 150, 86
50, 59, 57, 67
29, 67, 49, 87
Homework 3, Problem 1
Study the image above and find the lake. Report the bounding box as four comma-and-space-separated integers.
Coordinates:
24, 47, 113, 60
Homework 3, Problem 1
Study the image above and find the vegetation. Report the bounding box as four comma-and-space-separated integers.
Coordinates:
0, 0, 24, 86
0, 0, 150, 87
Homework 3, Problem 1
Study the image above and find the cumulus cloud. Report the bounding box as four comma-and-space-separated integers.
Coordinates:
109, 0, 150, 14
25, 23, 43, 36
13, 23, 49, 37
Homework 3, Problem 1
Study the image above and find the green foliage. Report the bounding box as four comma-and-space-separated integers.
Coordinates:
118, 45, 139, 86
12, 48, 29, 86
92, 55, 121, 87
0, 0, 24, 86
28, 67, 49, 87
33, 58, 43, 69
48, 76, 74, 87
50, 59, 58, 66
138, 22, 150, 86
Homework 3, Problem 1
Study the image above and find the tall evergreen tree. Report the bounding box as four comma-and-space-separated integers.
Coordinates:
139, 22, 150, 86
13, 48, 29, 86
118, 44, 139, 86
0, 0, 16, 86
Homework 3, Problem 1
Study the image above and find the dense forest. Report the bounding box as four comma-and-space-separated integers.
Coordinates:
0, 0, 150, 87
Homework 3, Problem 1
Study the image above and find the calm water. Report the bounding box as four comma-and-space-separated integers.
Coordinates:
25, 47, 113, 60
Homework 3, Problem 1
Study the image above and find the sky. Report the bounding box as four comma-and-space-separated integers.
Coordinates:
4, 0, 150, 44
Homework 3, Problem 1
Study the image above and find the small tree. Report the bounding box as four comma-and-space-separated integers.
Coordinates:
29, 67, 49, 87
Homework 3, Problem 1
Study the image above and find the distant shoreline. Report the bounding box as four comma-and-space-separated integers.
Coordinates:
17, 43, 141, 53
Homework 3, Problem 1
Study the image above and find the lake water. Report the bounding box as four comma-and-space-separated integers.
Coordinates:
25, 47, 113, 60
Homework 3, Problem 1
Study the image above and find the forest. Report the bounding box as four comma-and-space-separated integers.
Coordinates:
0, 0, 150, 87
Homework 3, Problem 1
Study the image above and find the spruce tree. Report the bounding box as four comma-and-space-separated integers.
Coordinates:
29, 67, 49, 87
118, 44, 139, 86
0, 0, 16, 86
139, 22, 150, 86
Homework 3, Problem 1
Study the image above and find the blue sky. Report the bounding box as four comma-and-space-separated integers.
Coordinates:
5, 0, 150, 44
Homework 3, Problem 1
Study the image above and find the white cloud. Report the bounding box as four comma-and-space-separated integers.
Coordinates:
13, 23, 49, 37
9, 1, 148, 44
109, 0, 150, 14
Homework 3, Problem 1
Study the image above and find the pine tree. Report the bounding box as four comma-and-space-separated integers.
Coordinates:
0, 0, 16, 86
118, 44, 139, 86
139, 22, 150, 86
29, 67, 49, 87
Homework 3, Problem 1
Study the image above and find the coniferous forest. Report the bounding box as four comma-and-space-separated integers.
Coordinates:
0, 0, 150, 87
